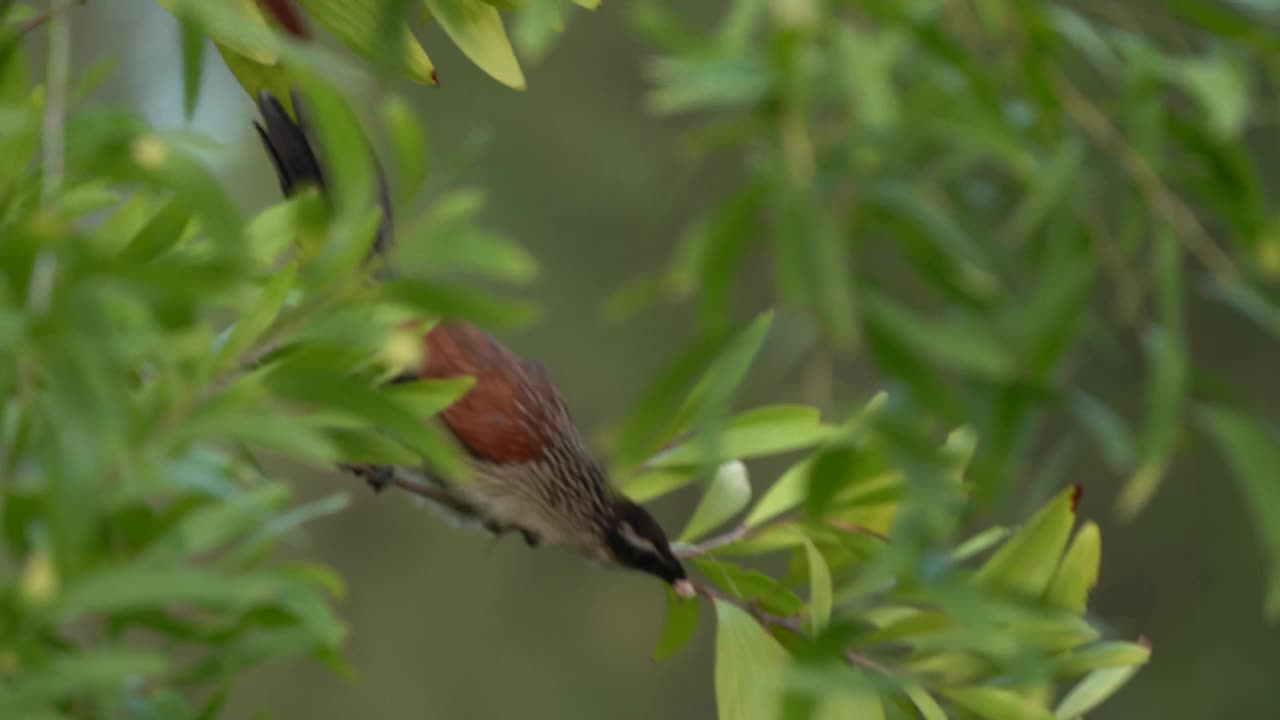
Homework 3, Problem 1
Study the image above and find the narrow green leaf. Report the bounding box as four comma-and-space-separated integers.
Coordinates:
693, 559, 804, 617
179, 12, 206, 121
1069, 392, 1136, 474
179, 485, 291, 554
653, 585, 700, 662
802, 540, 832, 633
621, 467, 698, 503
976, 486, 1078, 598
211, 262, 297, 371
383, 94, 429, 201
129, 135, 244, 248
323, 427, 422, 466
648, 405, 836, 469
266, 361, 466, 479
1118, 229, 1186, 518
0, 649, 167, 713
714, 600, 789, 720
296, 0, 437, 83
119, 197, 194, 263
904, 684, 947, 720
423, 0, 526, 89
1200, 405, 1280, 620
383, 279, 538, 328
1044, 521, 1101, 614
863, 292, 1014, 379
679, 461, 751, 542
744, 457, 812, 528
942, 686, 1055, 720
1055, 641, 1151, 677
54, 568, 285, 619
952, 526, 1011, 562
1053, 664, 1146, 719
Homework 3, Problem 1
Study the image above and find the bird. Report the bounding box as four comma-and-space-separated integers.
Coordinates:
254, 91, 691, 595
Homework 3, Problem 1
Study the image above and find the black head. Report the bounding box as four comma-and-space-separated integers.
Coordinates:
603, 498, 687, 585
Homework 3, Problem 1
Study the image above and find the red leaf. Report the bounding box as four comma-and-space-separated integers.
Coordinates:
257, 0, 308, 38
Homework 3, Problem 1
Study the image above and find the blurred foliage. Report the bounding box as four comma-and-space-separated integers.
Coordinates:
3, 0, 1279, 718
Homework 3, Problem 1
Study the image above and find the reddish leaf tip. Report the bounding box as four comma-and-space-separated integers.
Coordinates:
1070, 484, 1083, 513
431, 69, 441, 86
1137, 634, 1152, 652
257, 0, 308, 39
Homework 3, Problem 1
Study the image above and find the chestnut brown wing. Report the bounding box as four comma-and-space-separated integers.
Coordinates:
419, 324, 570, 465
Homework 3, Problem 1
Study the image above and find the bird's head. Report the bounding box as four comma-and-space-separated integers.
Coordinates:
601, 497, 690, 594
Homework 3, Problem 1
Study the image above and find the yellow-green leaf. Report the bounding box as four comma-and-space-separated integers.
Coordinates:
423, 0, 526, 89
679, 461, 751, 542
1044, 521, 1101, 614
714, 600, 788, 720
815, 688, 884, 720
1054, 664, 1147, 719
296, 0, 437, 83
1055, 640, 1151, 677
942, 686, 1055, 720
976, 485, 1079, 598
904, 684, 946, 720
653, 585, 700, 662
802, 539, 832, 633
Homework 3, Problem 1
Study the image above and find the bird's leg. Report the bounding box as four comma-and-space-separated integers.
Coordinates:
339, 463, 396, 493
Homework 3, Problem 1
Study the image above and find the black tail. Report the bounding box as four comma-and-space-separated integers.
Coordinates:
254, 91, 393, 263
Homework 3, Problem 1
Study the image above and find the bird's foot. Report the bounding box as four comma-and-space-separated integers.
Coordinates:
340, 463, 396, 493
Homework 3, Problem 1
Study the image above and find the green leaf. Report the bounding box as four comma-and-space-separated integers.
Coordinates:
324, 427, 422, 466
216, 41, 291, 106
423, 0, 526, 89
383, 279, 538, 328
714, 600, 789, 720
802, 539, 832, 633
266, 360, 466, 480
1118, 230, 1186, 518
1167, 51, 1250, 140
693, 559, 804, 616
1055, 641, 1151, 677
1068, 392, 1136, 474
976, 485, 1078, 598
179, 485, 291, 554
119, 197, 194, 263
815, 691, 884, 720
1053, 664, 1146, 719
648, 405, 836, 469
621, 467, 698, 503
1200, 405, 1280, 620
383, 94, 430, 201
744, 456, 811, 529
385, 377, 476, 418
54, 568, 285, 619
653, 585, 700, 662
1044, 521, 1101, 614
678, 461, 751, 542
952, 526, 1011, 562
211, 261, 297, 372
129, 135, 244, 248
179, 12, 206, 122
942, 686, 1055, 720
904, 684, 947, 720
296, 0, 437, 83
862, 292, 1014, 379
0, 649, 167, 713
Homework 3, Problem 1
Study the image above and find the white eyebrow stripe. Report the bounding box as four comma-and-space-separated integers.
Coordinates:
620, 524, 661, 556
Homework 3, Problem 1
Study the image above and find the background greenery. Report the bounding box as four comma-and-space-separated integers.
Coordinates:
2, 0, 1278, 718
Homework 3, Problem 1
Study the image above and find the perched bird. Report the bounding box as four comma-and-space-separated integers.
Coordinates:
254, 92, 691, 594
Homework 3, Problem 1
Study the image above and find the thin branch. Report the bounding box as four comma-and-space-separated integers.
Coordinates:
1054, 71, 1240, 280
